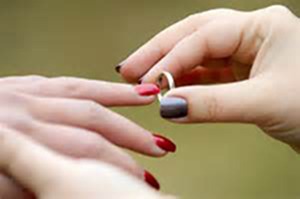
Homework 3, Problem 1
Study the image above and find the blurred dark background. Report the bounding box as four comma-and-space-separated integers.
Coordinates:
1, 0, 300, 198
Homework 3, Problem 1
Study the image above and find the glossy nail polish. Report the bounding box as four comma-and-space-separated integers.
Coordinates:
154, 134, 176, 152
160, 97, 188, 119
135, 84, 160, 96
144, 170, 160, 190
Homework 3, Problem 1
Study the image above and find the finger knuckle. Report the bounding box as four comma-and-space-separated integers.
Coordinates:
78, 135, 104, 157
86, 100, 100, 112
53, 76, 84, 95
56, 76, 79, 89
0, 91, 29, 106
10, 117, 37, 135
185, 13, 199, 22
264, 5, 295, 22
257, 5, 296, 36
211, 8, 235, 13
201, 8, 236, 17
203, 94, 223, 122
0, 91, 37, 135
266, 5, 291, 14
84, 100, 103, 123
26, 75, 46, 81
183, 13, 203, 30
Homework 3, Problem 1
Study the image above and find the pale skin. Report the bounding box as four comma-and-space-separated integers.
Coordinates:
0, 126, 174, 199
2, 5, 300, 199
120, 5, 300, 151
0, 77, 169, 198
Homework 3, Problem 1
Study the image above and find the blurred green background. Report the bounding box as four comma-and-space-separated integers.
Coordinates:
1, 0, 300, 198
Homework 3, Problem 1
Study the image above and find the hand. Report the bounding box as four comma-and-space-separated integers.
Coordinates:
119, 5, 300, 151
0, 126, 175, 199
0, 76, 176, 198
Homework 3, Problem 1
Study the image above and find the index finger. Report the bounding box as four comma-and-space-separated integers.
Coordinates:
14, 77, 160, 107
119, 13, 212, 83
140, 19, 244, 83
119, 9, 244, 83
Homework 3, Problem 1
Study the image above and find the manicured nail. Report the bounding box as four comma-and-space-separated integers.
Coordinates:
144, 170, 160, 190
160, 97, 188, 119
135, 83, 160, 96
154, 134, 176, 152
115, 64, 122, 73
138, 78, 142, 84
115, 60, 126, 73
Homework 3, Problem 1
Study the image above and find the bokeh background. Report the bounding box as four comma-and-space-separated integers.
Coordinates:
1, 0, 300, 198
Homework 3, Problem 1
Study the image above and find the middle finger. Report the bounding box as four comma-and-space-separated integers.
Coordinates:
28, 97, 174, 157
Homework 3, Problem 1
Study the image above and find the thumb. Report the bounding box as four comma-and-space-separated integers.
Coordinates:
160, 79, 267, 123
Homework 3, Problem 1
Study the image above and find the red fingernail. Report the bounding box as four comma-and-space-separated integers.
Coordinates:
135, 84, 160, 96
154, 134, 176, 153
144, 170, 160, 190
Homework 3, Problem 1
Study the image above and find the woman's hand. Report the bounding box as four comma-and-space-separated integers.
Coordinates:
118, 6, 300, 151
0, 76, 176, 198
0, 126, 175, 199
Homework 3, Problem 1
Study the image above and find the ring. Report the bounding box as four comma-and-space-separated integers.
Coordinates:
157, 71, 175, 102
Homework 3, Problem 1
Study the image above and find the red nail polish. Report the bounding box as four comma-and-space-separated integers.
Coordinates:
135, 84, 160, 96
154, 134, 176, 153
144, 170, 160, 190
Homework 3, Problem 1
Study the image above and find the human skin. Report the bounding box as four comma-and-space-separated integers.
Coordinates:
119, 5, 300, 151
4, 5, 300, 198
0, 126, 175, 199
0, 76, 176, 198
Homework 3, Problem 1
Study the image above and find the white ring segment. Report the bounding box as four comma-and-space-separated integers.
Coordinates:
157, 71, 175, 102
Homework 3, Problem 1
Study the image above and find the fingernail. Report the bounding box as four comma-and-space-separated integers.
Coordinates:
135, 83, 160, 96
160, 97, 188, 119
138, 78, 142, 84
154, 134, 176, 152
115, 64, 122, 73
144, 170, 160, 190
115, 60, 125, 73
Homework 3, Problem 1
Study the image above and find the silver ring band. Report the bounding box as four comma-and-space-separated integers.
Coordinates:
157, 71, 175, 102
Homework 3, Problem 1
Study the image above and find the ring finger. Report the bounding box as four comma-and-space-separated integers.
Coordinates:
28, 97, 172, 157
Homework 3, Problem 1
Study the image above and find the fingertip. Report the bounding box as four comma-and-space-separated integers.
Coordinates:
131, 82, 160, 105
144, 141, 168, 158
134, 95, 157, 106
144, 170, 160, 190
134, 84, 160, 96
159, 97, 188, 119
119, 43, 165, 84
159, 88, 193, 122
120, 62, 142, 83
153, 134, 177, 153
139, 133, 177, 157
